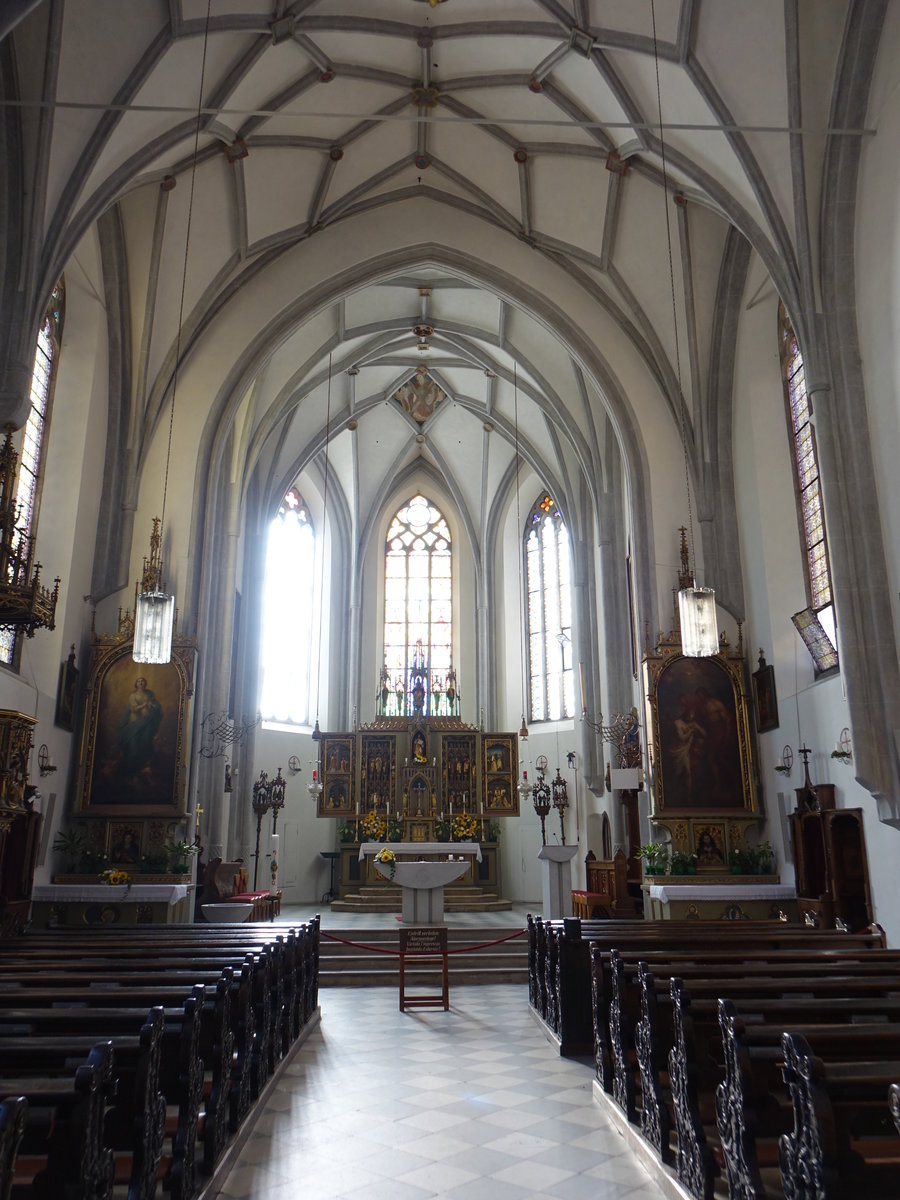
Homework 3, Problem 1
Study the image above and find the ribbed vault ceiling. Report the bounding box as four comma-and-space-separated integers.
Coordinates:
5, 0, 855, 553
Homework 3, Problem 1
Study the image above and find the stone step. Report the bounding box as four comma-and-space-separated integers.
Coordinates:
318, 926, 529, 987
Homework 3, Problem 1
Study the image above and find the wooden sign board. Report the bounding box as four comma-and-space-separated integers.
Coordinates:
398, 926, 449, 1011
399, 927, 448, 955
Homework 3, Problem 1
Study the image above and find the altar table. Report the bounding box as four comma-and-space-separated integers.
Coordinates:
362, 843, 481, 923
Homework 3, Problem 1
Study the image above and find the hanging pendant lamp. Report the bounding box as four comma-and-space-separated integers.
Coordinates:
652, 0, 717, 656
133, 518, 175, 663
134, 1, 211, 665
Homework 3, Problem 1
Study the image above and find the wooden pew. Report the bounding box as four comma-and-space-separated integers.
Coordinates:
0, 1010, 165, 1200
530, 914, 889, 1056
589, 945, 900, 1199
0, 1096, 27, 1200
778, 1030, 900, 1199
0, 1041, 115, 1200
0, 919, 320, 1196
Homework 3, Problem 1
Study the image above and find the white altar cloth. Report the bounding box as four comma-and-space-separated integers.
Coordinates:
648, 883, 796, 903
33, 883, 191, 907
358, 841, 482, 863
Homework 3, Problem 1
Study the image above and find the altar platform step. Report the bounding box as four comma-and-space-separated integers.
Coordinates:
331, 883, 513, 915
318, 926, 528, 987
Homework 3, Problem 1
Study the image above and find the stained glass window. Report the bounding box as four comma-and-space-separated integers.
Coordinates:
779, 304, 838, 672
383, 495, 452, 714
1, 280, 65, 667
525, 494, 573, 721
260, 487, 316, 724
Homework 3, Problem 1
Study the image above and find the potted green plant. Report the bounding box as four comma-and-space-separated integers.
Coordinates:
435, 817, 450, 842
669, 849, 697, 876
729, 848, 751, 874
386, 817, 404, 842
747, 841, 774, 875
488, 820, 501, 842
639, 841, 669, 876
52, 827, 87, 874
168, 839, 198, 874
337, 823, 357, 844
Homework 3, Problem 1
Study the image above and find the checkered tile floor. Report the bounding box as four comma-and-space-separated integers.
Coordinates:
210, 984, 665, 1199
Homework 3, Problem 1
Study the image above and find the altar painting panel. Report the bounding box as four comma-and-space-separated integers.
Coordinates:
319, 734, 355, 817
482, 733, 519, 815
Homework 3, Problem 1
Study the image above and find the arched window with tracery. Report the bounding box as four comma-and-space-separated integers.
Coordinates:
1, 280, 65, 668
525, 493, 573, 722
260, 487, 316, 724
778, 304, 838, 672
383, 495, 452, 715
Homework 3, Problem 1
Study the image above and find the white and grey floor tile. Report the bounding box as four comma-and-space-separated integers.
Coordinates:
209, 983, 667, 1199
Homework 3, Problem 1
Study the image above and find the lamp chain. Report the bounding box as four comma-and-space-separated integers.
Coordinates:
514, 364, 527, 733
651, 0, 696, 583
160, 0, 213, 538
315, 352, 333, 728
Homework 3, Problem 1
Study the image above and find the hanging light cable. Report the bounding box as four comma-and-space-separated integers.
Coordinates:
134, 1, 212, 664
311, 352, 333, 741
514, 364, 529, 739
651, 0, 718, 657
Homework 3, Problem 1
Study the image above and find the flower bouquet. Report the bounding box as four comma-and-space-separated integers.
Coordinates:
360, 813, 387, 842
99, 867, 132, 893
374, 846, 396, 880
452, 812, 479, 841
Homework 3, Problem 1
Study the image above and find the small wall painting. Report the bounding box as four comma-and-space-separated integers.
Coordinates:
752, 651, 779, 733
692, 822, 727, 871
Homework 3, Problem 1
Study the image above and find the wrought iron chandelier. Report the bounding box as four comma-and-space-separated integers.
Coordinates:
0, 429, 59, 637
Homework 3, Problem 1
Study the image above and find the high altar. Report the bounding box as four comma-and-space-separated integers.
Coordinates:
314, 648, 518, 899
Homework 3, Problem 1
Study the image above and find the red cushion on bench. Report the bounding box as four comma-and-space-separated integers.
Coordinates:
232, 892, 270, 902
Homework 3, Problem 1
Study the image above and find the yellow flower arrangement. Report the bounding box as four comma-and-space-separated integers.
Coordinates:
360, 813, 387, 842
452, 812, 479, 841
99, 867, 132, 892
374, 846, 396, 880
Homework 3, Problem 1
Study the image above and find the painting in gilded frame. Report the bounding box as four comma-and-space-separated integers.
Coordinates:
644, 643, 757, 816
76, 640, 195, 815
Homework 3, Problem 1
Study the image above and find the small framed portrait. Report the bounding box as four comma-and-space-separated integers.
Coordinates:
108, 822, 142, 865
752, 652, 779, 733
692, 822, 727, 871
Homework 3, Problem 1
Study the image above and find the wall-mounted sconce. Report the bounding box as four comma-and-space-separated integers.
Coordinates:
37, 744, 57, 776
774, 744, 793, 776
830, 728, 852, 763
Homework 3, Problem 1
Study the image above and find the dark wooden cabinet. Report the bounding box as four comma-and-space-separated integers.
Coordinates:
789, 806, 872, 931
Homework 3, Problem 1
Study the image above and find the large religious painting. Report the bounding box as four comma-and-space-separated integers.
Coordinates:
76, 640, 195, 815
644, 648, 757, 816
319, 734, 355, 817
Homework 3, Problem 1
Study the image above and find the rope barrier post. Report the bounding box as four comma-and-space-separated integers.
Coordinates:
398, 927, 449, 1011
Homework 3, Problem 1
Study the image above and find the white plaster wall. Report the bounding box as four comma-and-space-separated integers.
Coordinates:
732, 262, 900, 944
0, 230, 111, 883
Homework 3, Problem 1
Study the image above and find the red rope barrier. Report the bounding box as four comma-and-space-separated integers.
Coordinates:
320, 927, 527, 957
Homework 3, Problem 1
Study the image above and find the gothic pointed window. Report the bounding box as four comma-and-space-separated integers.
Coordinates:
260, 487, 315, 724
779, 303, 838, 672
383, 495, 452, 715
1, 280, 65, 668
525, 494, 573, 721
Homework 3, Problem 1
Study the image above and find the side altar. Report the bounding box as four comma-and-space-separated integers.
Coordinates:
637, 530, 796, 921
